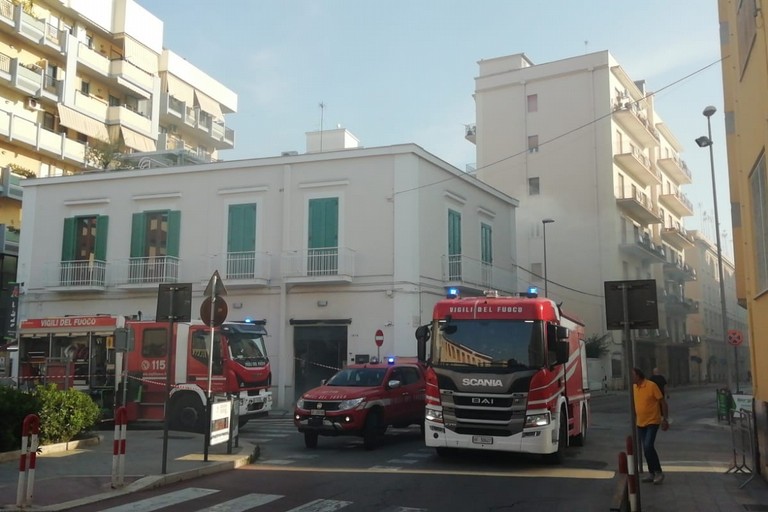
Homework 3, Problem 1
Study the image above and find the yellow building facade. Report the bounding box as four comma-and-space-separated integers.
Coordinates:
718, 0, 768, 477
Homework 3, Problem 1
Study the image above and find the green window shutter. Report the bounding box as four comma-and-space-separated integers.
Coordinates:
308, 197, 339, 249
448, 209, 462, 256
130, 212, 146, 258
227, 204, 256, 253
95, 215, 109, 261
167, 210, 181, 257
61, 217, 76, 261
481, 223, 492, 264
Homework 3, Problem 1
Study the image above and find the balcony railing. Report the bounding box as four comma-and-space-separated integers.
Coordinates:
56, 260, 106, 287
224, 251, 271, 282
0, 224, 19, 256
442, 254, 516, 293
614, 145, 661, 186
613, 100, 660, 147
282, 247, 355, 283
659, 189, 694, 217
615, 187, 661, 225
657, 155, 692, 184
110, 256, 180, 285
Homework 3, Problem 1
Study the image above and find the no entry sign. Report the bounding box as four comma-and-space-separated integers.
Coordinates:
375, 329, 384, 347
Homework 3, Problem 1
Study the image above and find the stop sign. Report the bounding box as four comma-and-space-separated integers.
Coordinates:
375, 329, 384, 347
200, 296, 228, 327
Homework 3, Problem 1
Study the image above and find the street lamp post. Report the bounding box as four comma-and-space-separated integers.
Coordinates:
542, 219, 555, 297
695, 105, 738, 392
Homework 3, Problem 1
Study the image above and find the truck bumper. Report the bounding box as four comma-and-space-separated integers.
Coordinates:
294, 411, 365, 436
240, 390, 272, 418
424, 419, 558, 454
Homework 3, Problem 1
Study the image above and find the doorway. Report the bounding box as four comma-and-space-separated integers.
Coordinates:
293, 325, 347, 401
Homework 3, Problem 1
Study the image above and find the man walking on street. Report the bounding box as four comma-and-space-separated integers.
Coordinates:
633, 367, 669, 485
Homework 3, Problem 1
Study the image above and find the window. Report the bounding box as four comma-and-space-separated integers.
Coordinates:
528, 135, 539, 153
141, 328, 167, 358
109, 95, 120, 107
308, 197, 339, 275
481, 222, 492, 287
528, 177, 540, 195
76, 131, 87, 143
191, 330, 222, 374
448, 209, 462, 280
81, 80, 90, 95
527, 94, 538, 113
227, 203, 257, 279
42, 112, 55, 131
60, 215, 108, 285
750, 153, 768, 292
85, 33, 94, 49
130, 210, 181, 283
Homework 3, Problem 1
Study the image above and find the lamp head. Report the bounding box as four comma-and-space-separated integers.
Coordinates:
695, 136, 712, 148
542, 218, 555, 225
703, 105, 716, 117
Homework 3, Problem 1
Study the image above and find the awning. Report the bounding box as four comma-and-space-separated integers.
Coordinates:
166, 74, 194, 105
194, 90, 223, 119
120, 126, 156, 152
57, 105, 110, 142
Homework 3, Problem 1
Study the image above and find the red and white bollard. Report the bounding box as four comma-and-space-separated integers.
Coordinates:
16, 414, 40, 508
111, 406, 128, 488
626, 435, 637, 512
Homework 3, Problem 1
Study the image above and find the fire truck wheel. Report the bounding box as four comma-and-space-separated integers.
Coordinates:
172, 395, 204, 432
544, 407, 567, 465
572, 408, 587, 447
363, 410, 382, 450
304, 432, 319, 449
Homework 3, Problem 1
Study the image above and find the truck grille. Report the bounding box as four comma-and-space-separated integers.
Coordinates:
302, 400, 341, 411
441, 391, 527, 437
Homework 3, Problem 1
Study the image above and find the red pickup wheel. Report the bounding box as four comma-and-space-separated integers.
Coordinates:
304, 432, 319, 449
363, 410, 382, 450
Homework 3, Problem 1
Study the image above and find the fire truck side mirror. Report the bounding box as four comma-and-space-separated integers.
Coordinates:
415, 325, 431, 363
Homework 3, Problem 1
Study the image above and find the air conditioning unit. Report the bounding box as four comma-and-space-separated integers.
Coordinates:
25, 98, 42, 111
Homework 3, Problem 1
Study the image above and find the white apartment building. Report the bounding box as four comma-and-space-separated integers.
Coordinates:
16, 137, 518, 406
471, 51, 698, 386
0, 0, 236, 341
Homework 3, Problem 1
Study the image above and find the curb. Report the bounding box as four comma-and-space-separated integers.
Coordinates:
0, 435, 102, 464
0, 442, 258, 512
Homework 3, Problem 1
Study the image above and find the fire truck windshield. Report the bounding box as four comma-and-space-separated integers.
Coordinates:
436, 319, 545, 368
228, 335, 268, 368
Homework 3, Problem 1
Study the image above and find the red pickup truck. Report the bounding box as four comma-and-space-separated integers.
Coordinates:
294, 357, 426, 450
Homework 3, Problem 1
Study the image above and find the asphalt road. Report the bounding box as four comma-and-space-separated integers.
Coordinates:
74, 384, 735, 512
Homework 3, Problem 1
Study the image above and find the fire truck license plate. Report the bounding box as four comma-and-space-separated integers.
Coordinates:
310, 409, 325, 416
472, 435, 493, 445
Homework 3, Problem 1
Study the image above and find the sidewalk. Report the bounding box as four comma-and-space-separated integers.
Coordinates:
0, 428, 254, 511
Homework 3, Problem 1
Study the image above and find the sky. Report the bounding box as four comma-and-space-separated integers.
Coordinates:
138, 0, 732, 256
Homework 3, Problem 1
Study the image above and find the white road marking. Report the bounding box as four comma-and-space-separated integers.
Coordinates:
98, 487, 218, 512
193, 493, 282, 512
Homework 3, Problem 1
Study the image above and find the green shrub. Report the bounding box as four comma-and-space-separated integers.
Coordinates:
33, 384, 101, 445
0, 386, 39, 452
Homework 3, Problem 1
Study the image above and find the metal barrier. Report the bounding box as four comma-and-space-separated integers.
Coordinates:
726, 408, 756, 489
16, 413, 40, 508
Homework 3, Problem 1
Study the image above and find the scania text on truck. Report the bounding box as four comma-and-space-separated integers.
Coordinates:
14, 315, 272, 431
415, 290, 590, 463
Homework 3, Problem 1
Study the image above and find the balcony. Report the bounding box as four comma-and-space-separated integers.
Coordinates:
219, 251, 271, 286
282, 247, 355, 284
635, 328, 670, 342
113, 256, 180, 287
614, 146, 661, 187
465, 124, 476, 144
0, 224, 19, 256
662, 292, 699, 316
612, 100, 660, 148
616, 187, 661, 226
160, 92, 185, 120
664, 257, 697, 282
0, 167, 23, 200
106, 104, 151, 134
661, 225, 694, 250
11, 59, 43, 96
109, 58, 154, 97
77, 42, 110, 77
0, 108, 86, 164
44, 260, 107, 290
619, 234, 666, 263
659, 189, 694, 217
657, 155, 692, 184
442, 254, 516, 295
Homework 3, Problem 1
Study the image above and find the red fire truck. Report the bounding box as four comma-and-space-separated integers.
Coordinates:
415, 290, 590, 463
15, 315, 272, 431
